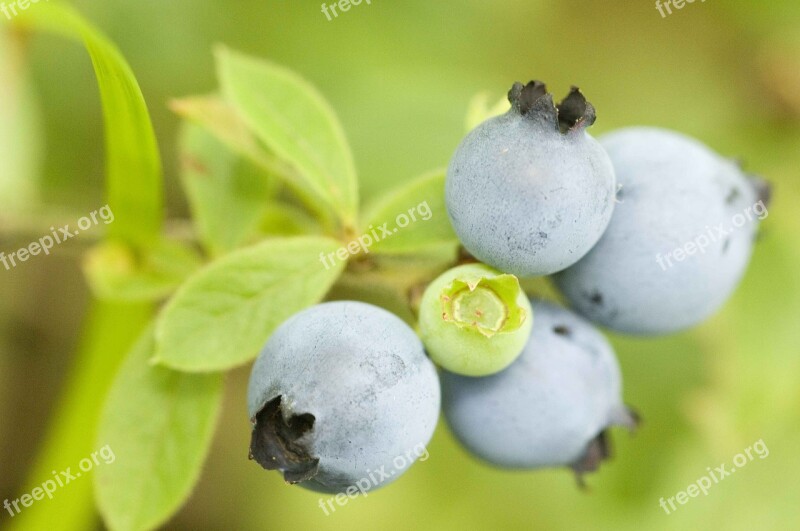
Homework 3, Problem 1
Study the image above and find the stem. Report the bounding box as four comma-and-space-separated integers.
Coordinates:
9, 300, 152, 531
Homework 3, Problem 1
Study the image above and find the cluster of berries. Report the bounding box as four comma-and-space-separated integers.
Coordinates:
246, 81, 769, 494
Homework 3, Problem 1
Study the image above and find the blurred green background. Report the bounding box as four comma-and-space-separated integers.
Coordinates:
1, 0, 799, 529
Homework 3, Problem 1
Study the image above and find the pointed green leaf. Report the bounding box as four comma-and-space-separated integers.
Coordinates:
178, 121, 279, 255
154, 236, 346, 372
361, 170, 458, 255
170, 95, 297, 184
8, 3, 163, 246
95, 325, 223, 531
216, 47, 358, 229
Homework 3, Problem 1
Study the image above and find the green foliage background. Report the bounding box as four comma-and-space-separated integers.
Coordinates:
1, 0, 799, 530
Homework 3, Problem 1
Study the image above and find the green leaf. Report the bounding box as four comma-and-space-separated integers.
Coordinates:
216, 47, 359, 229
154, 236, 346, 372
170, 95, 297, 184
8, 3, 163, 246
172, 98, 321, 240
360, 170, 458, 255
259, 203, 321, 237
95, 325, 222, 531
178, 121, 279, 255
83, 239, 203, 302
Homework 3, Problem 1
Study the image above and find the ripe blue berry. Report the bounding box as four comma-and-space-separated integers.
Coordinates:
445, 81, 617, 277
418, 263, 533, 376
247, 301, 440, 493
441, 301, 636, 480
555, 127, 771, 335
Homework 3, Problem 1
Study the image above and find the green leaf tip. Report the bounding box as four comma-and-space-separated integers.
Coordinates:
215, 46, 359, 231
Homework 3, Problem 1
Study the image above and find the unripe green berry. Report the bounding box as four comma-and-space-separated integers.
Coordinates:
418, 264, 533, 376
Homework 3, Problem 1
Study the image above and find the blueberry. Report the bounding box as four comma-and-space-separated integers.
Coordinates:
555, 127, 771, 335
418, 263, 533, 376
441, 301, 636, 480
445, 81, 617, 277
247, 301, 440, 494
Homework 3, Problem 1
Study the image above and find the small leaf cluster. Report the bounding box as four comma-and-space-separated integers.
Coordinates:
89, 46, 462, 530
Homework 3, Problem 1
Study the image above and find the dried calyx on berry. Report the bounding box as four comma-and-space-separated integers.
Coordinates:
446, 78, 616, 277
507, 80, 596, 133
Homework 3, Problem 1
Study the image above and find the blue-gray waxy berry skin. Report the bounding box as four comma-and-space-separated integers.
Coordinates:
247, 301, 440, 494
555, 127, 768, 335
441, 301, 634, 471
445, 82, 617, 277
